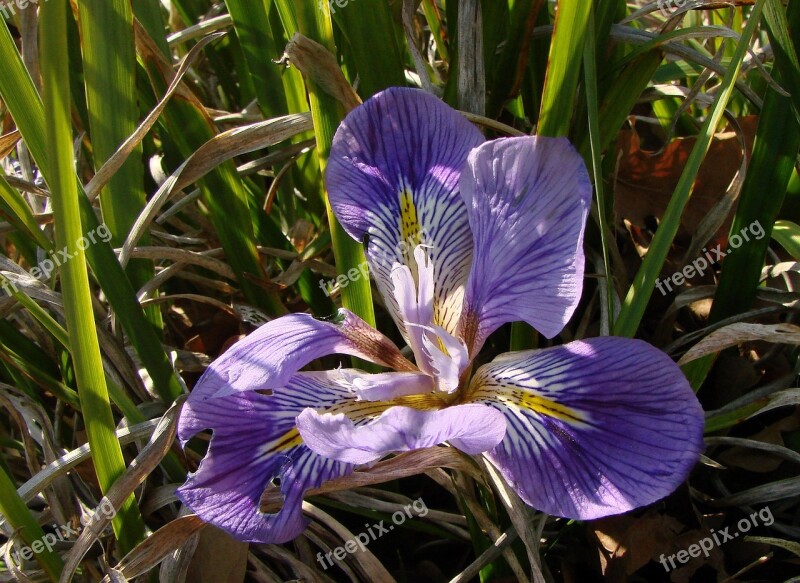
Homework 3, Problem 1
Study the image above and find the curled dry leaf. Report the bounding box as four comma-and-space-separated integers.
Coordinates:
282, 33, 362, 113
678, 323, 800, 365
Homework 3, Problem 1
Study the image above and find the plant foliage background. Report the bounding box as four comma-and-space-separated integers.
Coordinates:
0, 0, 799, 581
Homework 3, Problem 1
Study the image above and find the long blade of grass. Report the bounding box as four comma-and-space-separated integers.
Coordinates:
536, 0, 593, 136
763, 0, 800, 124
134, 22, 286, 317
333, 0, 405, 97
613, 0, 766, 338
287, 2, 377, 333
40, 0, 144, 553
682, 73, 800, 387
77, 0, 156, 319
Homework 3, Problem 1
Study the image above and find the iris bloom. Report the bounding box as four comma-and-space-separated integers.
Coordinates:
177, 88, 704, 544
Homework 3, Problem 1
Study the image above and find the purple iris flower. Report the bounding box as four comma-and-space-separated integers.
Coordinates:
176, 87, 704, 544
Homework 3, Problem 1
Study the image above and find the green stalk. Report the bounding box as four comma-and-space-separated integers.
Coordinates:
40, 0, 144, 554
536, 0, 593, 137
0, 466, 63, 581
291, 2, 377, 331
613, 0, 766, 338
332, 0, 405, 97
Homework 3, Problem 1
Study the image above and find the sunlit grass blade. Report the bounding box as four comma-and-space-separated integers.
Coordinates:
536, 0, 593, 136
287, 1, 377, 333
771, 220, 800, 259
613, 0, 766, 338
223, 0, 290, 116
40, 0, 144, 554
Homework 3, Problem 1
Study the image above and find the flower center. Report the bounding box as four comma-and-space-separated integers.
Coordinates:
391, 245, 470, 395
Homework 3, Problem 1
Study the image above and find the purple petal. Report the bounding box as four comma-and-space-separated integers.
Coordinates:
190, 308, 413, 401
327, 87, 484, 337
296, 403, 507, 465
459, 137, 591, 353
177, 373, 359, 543
468, 337, 704, 520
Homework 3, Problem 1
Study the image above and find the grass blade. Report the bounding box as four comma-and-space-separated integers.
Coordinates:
40, 0, 144, 553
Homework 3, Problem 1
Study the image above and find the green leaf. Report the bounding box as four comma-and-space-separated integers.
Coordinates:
77, 0, 160, 328
536, 0, 593, 136
288, 1, 378, 338
40, 0, 144, 553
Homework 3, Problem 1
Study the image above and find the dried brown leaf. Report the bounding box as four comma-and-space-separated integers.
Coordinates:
282, 33, 361, 113
678, 323, 800, 365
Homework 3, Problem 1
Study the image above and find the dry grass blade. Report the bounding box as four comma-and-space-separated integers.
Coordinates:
301, 502, 395, 582
102, 516, 206, 582
15, 418, 161, 503
118, 113, 312, 269
0, 129, 20, 159
479, 457, 546, 583
457, 0, 485, 115
173, 113, 313, 191
59, 399, 183, 582
449, 526, 518, 583
705, 436, 800, 465
125, 247, 236, 280
678, 322, 800, 364
713, 476, 800, 507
